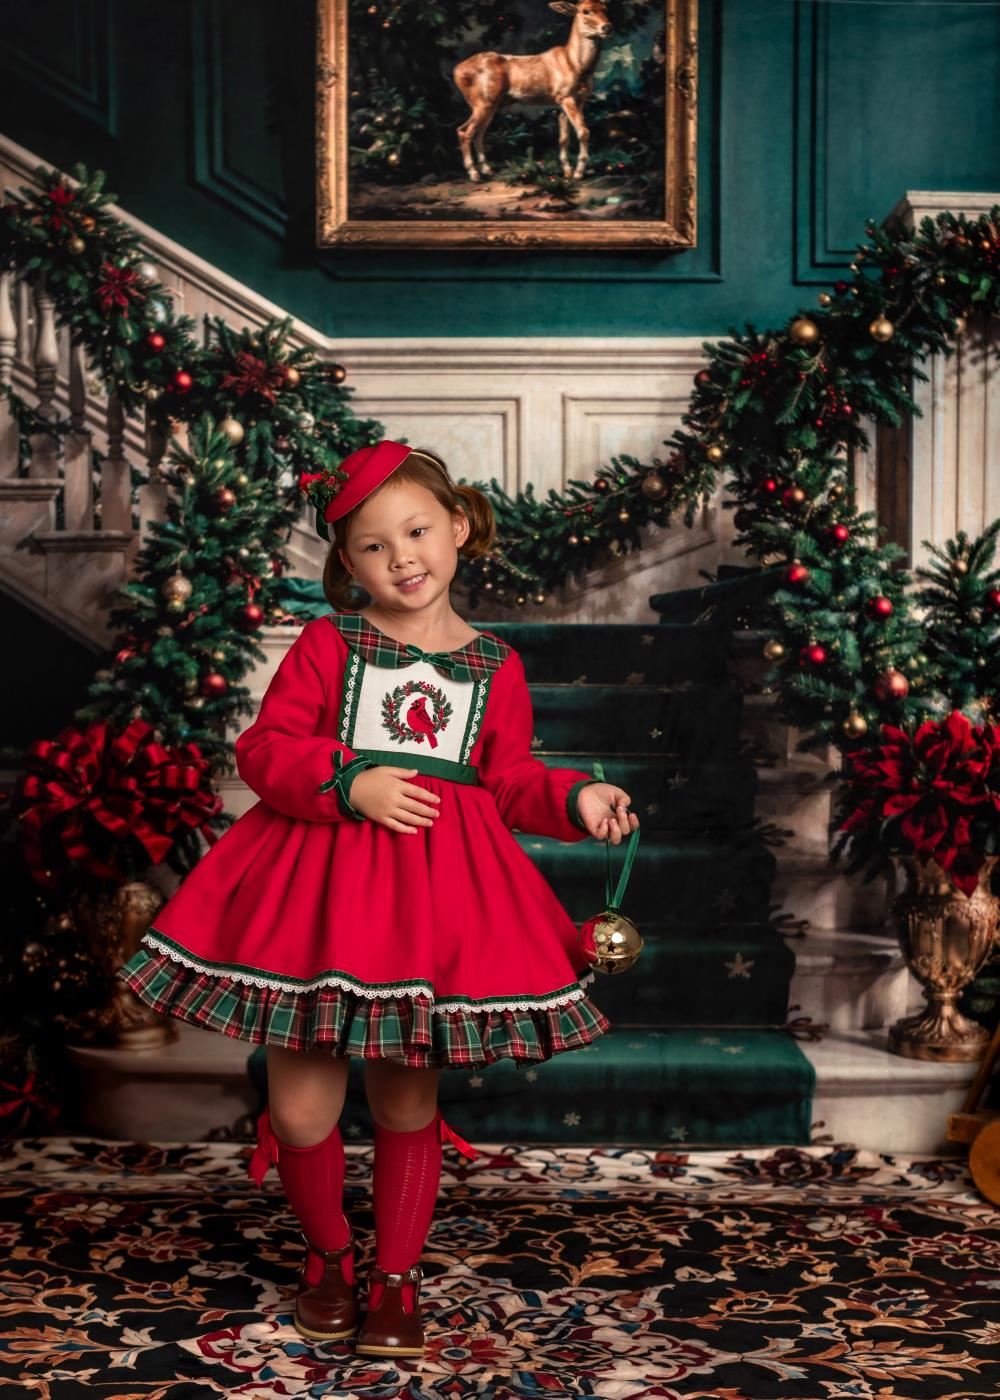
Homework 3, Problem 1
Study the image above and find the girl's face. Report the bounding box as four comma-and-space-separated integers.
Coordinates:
338, 478, 470, 613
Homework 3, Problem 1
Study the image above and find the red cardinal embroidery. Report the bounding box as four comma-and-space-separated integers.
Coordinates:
406, 695, 439, 749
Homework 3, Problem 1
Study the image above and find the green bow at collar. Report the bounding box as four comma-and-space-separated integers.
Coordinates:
400, 642, 465, 677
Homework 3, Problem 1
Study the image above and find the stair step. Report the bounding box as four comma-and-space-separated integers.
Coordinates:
788, 931, 912, 1033
536, 752, 759, 831
771, 852, 888, 932
530, 681, 744, 758
473, 620, 732, 685
514, 831, 776, 925
805, 1029, 975, 1154
590, 930, 795, 1027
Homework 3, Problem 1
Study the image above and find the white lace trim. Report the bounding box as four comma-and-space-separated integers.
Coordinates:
139, 933, 597, 1013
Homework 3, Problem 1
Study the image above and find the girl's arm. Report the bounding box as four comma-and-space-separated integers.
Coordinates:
234, 619, 377, 822
476, 649, 602, 842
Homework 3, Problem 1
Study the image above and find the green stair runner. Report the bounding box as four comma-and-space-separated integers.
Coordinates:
252, 591, 816, 1147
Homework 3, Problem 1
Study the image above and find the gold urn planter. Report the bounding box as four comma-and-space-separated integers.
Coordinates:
887, 853, 1000, 1061
71, 879, 176, 1051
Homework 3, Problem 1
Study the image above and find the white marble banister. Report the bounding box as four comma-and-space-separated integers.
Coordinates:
886, 190, 1000, 572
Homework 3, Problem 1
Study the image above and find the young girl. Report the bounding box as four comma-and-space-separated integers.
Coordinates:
117, 439, 638, 1359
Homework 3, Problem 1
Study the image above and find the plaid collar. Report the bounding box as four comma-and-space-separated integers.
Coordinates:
326, 611, 511, 683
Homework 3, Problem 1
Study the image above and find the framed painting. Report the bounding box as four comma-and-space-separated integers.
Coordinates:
316, 0, 697, 248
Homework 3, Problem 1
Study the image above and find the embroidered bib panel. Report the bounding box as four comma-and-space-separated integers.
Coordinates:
338, 650, 490, 765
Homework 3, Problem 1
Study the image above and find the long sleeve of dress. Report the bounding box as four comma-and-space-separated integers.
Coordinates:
234, 620, 378, 822
477, 649, 602, 842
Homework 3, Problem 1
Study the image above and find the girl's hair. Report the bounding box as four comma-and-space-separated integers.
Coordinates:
322, 447, 497, 612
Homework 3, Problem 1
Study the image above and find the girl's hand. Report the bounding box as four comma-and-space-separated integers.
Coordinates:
348, 766, 441, 834
577, 782, 639, 843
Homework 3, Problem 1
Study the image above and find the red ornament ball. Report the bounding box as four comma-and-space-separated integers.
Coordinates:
786, 561, 810, 586
873, 667, 909, 701
147, 332, 166, 352
827, 523, 850, 548
239, 603, 265, 631
695, 369, 712, 386
201, 671, 228, 697
174, 369, 193, 392
985, 588, 1000, 614
215, 486, 237, 512
761, 477, 779, 495
800, 644, 827, 666
868, 595, 894, 618
115, 648, 135, 666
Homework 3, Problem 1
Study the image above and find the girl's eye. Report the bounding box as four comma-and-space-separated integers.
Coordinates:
364, 527, 427, 552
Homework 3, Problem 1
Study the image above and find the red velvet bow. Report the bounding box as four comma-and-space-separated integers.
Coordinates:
12, 717, 222, 890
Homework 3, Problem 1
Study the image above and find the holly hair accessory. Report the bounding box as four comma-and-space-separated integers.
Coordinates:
576, 760, 643, 975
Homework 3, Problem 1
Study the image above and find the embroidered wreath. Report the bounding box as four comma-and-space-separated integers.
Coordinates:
381, 680, 453, 746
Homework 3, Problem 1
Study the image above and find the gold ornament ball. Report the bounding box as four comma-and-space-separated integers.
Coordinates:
763, 639, 785, 661
137, 260, 158, 284
790, 317, 820, 345
387, 151, 401, 166
617, 509, 630, 522
212, 649, 226, 662
952, 557, 969, 575
532, 592, 546, 605
162, 571, 193, 604
184, 675, 199, 695
577, 908, 644, 975
219, 417, 244, 446
516, 594, 527, 606
186, 696, 205, 709
869, 315, 894, 342
706, 444, 725, 464
843, 711, 868, 738
568, 534, 580, 546
80, 214, 96, 232
953, 316, 967, 335
144, 386, 161, 401
235, 472, 249, 487
68, 236, 86, 254
641, 472, 667, 501
936, 273, 948, 286
818, 292, 832, 307
284, 366, 301, 386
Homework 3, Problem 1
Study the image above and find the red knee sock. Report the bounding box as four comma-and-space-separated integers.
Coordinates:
247, 1107, 354, 1288
370, 1112, 443, 1313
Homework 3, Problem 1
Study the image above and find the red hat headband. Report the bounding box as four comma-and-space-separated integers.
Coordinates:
297, 440, 414, 543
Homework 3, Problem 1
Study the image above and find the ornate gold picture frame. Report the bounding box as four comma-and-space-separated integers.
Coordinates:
316, 0, 697, 249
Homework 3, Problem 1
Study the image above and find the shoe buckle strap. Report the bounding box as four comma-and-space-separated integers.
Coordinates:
370, 1263, 422, 1285
302, 1228, 354, 1262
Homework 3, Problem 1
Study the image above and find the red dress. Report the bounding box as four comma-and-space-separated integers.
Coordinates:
118, 610, 612, 1070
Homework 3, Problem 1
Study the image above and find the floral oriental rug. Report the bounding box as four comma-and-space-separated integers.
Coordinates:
2, 1136, 1000, 1399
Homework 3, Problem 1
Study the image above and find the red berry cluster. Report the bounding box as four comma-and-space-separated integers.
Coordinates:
738, 351, 775, 386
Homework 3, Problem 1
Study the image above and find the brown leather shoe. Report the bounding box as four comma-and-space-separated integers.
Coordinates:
355, 1263, 425, 1357
292, 1226, 359, 1342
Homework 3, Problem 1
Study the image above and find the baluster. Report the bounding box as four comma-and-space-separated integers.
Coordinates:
0, 270, 18, 478
101, 390, 132, 533
63, 338, 94, 529
136, 407, 170, 544
28, 273, 60, 478
15, 276, 32, 362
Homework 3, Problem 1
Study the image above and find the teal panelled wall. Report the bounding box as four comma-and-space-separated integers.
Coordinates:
1, 0, 997, 337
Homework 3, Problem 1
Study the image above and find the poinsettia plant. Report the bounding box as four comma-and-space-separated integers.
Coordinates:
831, 710, 1000, 896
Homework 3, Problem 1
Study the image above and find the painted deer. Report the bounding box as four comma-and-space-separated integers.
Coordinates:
453, 0, 613, 184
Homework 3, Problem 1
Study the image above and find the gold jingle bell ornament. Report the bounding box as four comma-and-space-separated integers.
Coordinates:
576, 760, 643, 975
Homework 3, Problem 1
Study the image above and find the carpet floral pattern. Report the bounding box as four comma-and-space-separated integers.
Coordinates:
3, 1136, 1000, 1398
